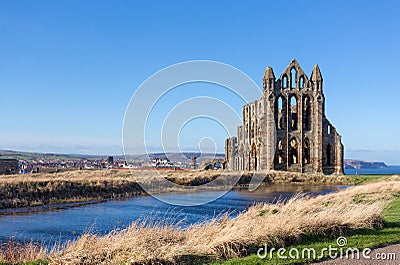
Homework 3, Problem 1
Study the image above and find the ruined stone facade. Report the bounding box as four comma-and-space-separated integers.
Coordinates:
225, 59, 344, 174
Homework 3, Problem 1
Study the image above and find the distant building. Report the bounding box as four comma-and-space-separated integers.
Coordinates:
191, 157, 197, 169
0, 159, 19, 175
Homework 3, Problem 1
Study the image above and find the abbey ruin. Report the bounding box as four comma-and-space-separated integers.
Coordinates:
225, 59, 344, 174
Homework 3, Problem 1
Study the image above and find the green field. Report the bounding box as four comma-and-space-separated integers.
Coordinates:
345, 174, 393, 185
0, 150, 104, 161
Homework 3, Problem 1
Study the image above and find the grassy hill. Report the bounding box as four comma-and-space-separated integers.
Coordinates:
0, 150, 104, 161
0, 149, 225, 164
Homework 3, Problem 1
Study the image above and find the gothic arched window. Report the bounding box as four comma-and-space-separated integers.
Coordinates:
299, 76, 305, 89
290, 96, 298, 131
277, 138, 284, 165
277, 96, 285, 130
282, 75, 288, 88
278, 96, 283, 110
290, 67, 297, 88
289, 138, 298, 164
304, 96, 312, 131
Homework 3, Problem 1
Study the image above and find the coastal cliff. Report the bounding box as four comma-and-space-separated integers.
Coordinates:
344, 159, 387, 169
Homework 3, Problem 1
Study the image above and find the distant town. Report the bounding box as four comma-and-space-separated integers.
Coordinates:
0, 150, 228, 175
0, 149, 387, 175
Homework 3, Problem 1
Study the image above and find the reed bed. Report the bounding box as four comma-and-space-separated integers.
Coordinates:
55, 181, 399, 264
0, 169, 356, 209
2, 177, 397, 264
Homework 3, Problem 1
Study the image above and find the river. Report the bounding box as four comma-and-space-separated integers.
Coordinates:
0, 184, 346, 246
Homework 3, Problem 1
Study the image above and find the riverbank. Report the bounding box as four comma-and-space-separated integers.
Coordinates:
0, 184, 344, 246
0, 170, 143, 209
1, 176, 399, 264
0, 169, 393, 210
215, 182, 400, 264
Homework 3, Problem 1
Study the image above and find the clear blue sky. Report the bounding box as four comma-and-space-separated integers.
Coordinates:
0, 1, 399, 164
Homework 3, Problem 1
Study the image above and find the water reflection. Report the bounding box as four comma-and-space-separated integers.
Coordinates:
0, 184, 346, 245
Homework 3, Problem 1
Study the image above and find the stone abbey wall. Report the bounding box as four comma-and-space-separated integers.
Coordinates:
225, 59, 344, 174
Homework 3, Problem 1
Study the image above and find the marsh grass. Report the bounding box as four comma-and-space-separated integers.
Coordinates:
0, 170, 143, 209
215, 194, 400, 264
0, 169, 382, 210
45, 178, 399, 264
0, 174, 399, 264
0, 240, 48, 265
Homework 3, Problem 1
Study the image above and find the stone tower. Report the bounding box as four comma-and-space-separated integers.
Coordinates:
224, 59, 344, 174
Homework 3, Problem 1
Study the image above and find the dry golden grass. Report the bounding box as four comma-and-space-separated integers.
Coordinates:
0, 169, 353, 185
0, 170, 146, 209
1, 172, 398, 264
0, 240, 48, 264
0, 169, 242, 209
0, 169, 354, 209
37, 178, 399, 265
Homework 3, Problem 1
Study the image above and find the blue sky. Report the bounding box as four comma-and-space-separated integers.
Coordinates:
0, 1, 399, 164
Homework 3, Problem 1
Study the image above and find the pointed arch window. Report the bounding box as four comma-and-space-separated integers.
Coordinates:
282, 75, 288, 88
251, 144, 257, 171
277, 138, 284, 165
289, 138, 298, 164
290, 96, 298, 131
278, 96, 283, 110
299, 76, 305, 89
290, 68, 297, 89
277, 96, 285, 130
304, 96, 312, 131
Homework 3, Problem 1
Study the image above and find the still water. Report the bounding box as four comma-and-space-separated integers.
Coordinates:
0, 185, 345, 245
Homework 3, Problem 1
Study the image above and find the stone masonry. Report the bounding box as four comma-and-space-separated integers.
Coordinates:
225, 59, 344, 174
